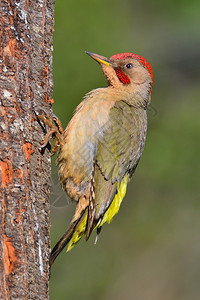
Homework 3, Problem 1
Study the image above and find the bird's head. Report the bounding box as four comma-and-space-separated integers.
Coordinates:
86, 51, 154, 103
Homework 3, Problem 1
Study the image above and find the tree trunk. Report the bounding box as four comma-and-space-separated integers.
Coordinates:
0, 0, 54, 298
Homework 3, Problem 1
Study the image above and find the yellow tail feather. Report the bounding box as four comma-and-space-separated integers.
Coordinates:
99, 174, 129, 226
67, 174, 129, 251
67, 212, 88, 251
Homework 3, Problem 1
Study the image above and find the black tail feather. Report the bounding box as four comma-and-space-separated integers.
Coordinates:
49, 210, 86, 268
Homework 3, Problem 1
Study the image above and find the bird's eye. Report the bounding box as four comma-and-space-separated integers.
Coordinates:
125, 63, 133, 69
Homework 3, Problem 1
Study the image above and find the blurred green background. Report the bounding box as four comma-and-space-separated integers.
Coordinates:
50, 0, 200, 299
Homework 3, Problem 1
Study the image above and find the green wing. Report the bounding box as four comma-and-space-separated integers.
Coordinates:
94, 100, 147, 220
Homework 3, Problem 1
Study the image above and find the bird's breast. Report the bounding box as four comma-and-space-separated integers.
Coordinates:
58, 90, 116, 199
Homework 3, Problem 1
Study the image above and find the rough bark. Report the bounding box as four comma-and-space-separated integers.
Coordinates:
0, 0, 54, 299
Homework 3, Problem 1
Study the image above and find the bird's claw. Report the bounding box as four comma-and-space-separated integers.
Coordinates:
37, 114, 64, 155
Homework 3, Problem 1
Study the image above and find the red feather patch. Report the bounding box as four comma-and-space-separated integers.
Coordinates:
111, 52, 154, 84
115, 68, 130, 84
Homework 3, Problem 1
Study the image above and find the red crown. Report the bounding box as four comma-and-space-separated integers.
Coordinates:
110, 53, 154, 84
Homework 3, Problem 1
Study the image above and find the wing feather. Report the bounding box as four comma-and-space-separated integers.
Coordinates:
94, 100, 147, 220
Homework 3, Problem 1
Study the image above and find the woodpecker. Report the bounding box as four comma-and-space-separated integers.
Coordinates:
48, 51, 154, 266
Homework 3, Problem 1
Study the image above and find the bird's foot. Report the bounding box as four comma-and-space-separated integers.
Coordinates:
37, 113, 64, 155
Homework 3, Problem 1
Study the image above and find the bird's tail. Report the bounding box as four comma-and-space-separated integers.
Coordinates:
49, 209, 88, 267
